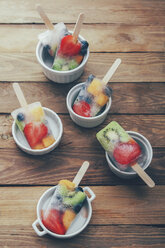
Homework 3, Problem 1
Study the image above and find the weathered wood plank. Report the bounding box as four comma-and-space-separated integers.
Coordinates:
0, 225, 164, 248
0, 145, 163, 186
0, 114, 164, 185
0, 24, 165, 53
0, 53, 164, 82
1, 114, 165, 147
0, 186, 165, 225
0, 82, 165, 114
0, 0, 164, 25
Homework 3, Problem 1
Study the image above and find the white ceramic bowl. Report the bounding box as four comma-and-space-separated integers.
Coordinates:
105, 131, 153, 179
66, 82, 112, 128
12, 107, 63, 155
36, 32, 89, 84
32, 186, 96, 239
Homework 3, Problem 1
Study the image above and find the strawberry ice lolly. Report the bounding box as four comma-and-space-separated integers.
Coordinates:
12, 83, 55, 150
52, 13, 89, 71
41, 161, 90, 235
96, 121, 155, 188
37, 5, 67, 57
73, 58, 121, 117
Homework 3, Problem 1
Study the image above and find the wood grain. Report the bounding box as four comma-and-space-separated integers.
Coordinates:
0, 0, 164, 25
0, 225, 164, 248
0, 186, 165, 225
0, 24, 164, 53
1, 82, 165, 114
0, 113, 164, 186
0, 53, 164, 82
0, 0, 164, 247
0, 146, 163, 186
1, 114, 165, 147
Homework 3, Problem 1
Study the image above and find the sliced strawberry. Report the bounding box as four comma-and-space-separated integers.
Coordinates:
58, 35, 81, 56
42, 209, 66, 235
24, 122, 48, 148
73, 101, 91, 117
113, 142, 141, 165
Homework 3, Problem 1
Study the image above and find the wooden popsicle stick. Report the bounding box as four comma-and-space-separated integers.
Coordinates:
36, 4, 54, 30
132, 163, 155, 188
102, 58, 121, 86
72, 13, 85, 41
72, 161, 90, 187
13, 82, 28, 108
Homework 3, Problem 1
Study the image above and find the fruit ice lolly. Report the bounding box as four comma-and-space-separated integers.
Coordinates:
96, 121, 142, 169
38, 22, 68, 57
52, 13, 89, 71
41, 179, 87, 235
96, 121, 155, 188
72, 58, 121, 117
37, 5, 68, 57
73, 75, 112, 117
12, 83, 55, 150
41, 161, 90, 235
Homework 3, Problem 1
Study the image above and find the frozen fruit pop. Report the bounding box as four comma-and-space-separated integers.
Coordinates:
12, 83, 55, 150
41, 161, 90, 235
52, 13, 89, 71
96, 121, 155, 188
73, 58, 121, 117
37, 5, 67, 57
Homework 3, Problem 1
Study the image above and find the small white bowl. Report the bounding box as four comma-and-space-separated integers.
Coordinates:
105, 131, 153, 179
66, 82, 112, 128
12, 107, 63, 155
36, 32, 89, 84
32, 185, 96, 239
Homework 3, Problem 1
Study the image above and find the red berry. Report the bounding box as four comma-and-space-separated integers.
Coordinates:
42, 209, 66, 235
24, 122, 48, 148
113, 142, 141, 165
58, 35, 81, 56
73, 101, 91, 117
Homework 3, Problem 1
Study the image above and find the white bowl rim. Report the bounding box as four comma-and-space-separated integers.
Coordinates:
66, 82, 112, 120
36, 185, 93, 238
105, 130, 153, 175
12, 107, 63, 154
36, 31, 89, 75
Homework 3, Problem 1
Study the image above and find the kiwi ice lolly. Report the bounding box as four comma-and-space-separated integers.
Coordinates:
96, 121, 142, 170
41, 180, 87, 235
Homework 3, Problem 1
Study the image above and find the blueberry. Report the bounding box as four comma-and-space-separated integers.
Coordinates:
17, 113, 25, 122
104, 86, 113, 97
44, 44, 51, 50
86, 74, 95, 84
81, 40, 89, 49
80, 40, 89, 55
75, 186, 84, 192
85, 96, 92, 104
56, 195, 62, 200
43, 44, 51, 55
64, 31, 69, 36
74, 203, 82, 213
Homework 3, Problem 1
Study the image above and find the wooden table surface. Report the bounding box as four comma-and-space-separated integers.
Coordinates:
0, 0, 165, 247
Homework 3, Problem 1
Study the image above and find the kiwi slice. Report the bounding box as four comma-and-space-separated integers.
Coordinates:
96, 121, 130, 152
58, 184, 68, 197
63, 191, 86, 207
16, 119, 24, 131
